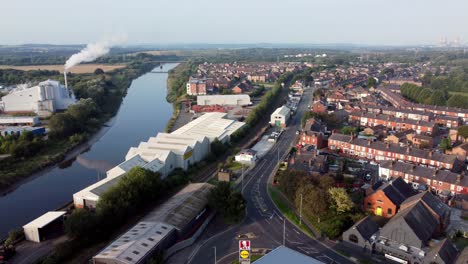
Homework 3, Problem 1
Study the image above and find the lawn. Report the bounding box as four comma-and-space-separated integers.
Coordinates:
449, 91, 468, 97
268, 186, 316, 238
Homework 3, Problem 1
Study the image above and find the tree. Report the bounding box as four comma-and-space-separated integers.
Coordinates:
439, 138, 452, 151
426, 90, 447, 106
340, 126, 357, 135
328, 188, 354, 213
295, 184, 329, 217
447, 95, 468, 109
367, 77, 377, 88
94, 68, 105, 75
208, 181, 246, 223
458, 126, 468, 140
48, 113, 76, 138
417, 88, 433, 104
64, 208, 98, 238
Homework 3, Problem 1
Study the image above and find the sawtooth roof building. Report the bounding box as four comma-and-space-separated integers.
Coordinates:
73, 113, 244, 209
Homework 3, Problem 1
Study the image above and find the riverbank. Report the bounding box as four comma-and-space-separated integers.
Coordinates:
0, 60, 161, 194
0, 117, 115, 197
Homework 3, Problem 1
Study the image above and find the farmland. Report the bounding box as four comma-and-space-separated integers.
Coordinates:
0, 64, 126, 74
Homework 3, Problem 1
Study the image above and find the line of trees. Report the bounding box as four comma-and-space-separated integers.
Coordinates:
208, 181, 246, 223
42, 167, 190, 264
231, 71, 294, 142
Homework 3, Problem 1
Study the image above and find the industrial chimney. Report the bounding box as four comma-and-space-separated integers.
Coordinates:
63, 71, 68, 89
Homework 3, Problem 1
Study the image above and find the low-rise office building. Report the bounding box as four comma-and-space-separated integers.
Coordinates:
0, 116, 40, 126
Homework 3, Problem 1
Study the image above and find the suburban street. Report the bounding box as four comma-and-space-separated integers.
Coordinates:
184, 87, 354, 264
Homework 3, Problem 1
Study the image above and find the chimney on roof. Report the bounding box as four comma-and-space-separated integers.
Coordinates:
410, 165, 415, 173
429, 150, 433, 158
368, 140, 371, 146
433, 169, 437, 177
386, 142, 390, 149
406, 146, 411, 154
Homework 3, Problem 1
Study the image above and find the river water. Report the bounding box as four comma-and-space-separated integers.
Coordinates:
0, 63, 177, 237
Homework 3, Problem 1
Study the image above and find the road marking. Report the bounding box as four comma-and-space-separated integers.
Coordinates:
297, 246, 319, 254
316, 255, 335, 264
293, 229, 300, 235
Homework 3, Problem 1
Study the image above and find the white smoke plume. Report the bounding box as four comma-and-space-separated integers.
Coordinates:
64, 36, 126, 70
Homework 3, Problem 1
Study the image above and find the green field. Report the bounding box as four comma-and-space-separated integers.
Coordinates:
449, 91, 468, 97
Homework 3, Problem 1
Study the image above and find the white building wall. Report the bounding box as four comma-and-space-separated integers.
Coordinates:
1, 80, 75, 113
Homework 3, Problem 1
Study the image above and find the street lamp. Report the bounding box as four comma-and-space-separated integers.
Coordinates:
213, 246, 217, 264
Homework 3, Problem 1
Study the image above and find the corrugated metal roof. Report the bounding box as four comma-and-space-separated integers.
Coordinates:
94, 221, 175, 264
23, 211, 66, 229
144, 183, 214, 231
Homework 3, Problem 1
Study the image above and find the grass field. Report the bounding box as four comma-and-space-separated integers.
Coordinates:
449, 91, 468, 97
0, 64, 126, 73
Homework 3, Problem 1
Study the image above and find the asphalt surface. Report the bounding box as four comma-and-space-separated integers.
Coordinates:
185, 88, 355, 264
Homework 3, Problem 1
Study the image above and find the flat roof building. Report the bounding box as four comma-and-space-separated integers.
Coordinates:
197, 94, 251, 106
23, 211, 66, 243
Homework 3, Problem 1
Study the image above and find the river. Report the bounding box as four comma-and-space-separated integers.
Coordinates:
0, 63, 177, 237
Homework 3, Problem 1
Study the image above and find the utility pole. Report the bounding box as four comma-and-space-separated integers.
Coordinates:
241, 164, 244, 194
213, 247, 217, 264
283, 218, 286, 246
299, 193, 303, 226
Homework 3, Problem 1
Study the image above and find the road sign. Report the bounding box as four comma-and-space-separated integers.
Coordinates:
239, 240, 250, 250
239, 240, 251, 264
240, 250, 250, 259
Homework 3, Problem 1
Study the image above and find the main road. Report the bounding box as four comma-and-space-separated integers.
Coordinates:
187, 87, 354, 264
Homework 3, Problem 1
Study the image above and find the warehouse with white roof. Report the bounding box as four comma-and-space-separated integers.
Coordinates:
73, 113, 244, 209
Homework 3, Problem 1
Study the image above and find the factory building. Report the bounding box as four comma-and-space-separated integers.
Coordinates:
197, 94, 251, 106
73, 113, 244, 209
93, 183, 214, 264
270, 106, 291, 128
0, 116, 40, 126
172, 112, 245, 143
0, 80, 76, 114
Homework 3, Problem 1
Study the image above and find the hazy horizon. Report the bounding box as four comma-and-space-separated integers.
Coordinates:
2, 0, 468, 46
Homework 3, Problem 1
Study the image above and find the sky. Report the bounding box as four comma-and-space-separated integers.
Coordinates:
1, 0, 467, 46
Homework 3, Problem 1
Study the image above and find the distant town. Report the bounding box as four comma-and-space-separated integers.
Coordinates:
0, 46, 467, 264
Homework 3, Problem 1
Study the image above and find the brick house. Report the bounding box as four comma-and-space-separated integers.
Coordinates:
312, 101, 327, 113
407, 133, 434, 148
186, 77, 208, 95
349, 112, 437, 135
328, 133, 458, 170
363, 177, 414, 218
378, 160, 468, 195
298, 131, 326, 149
448, 142, 468, 163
